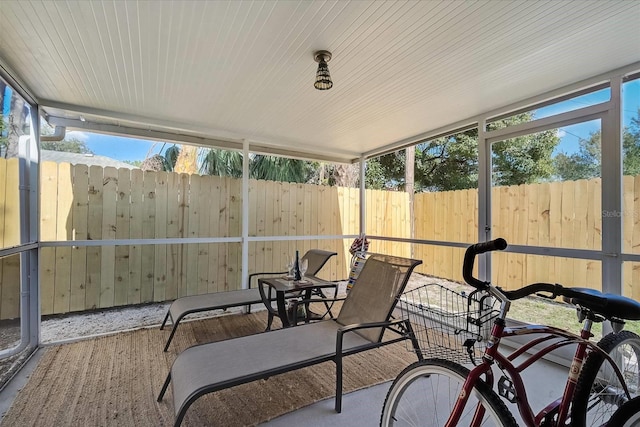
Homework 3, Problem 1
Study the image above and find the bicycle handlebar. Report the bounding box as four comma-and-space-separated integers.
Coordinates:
462, 238, 607, 305
462, 238, 508, 290
501, 282, 603, 306
462, 238, 640, 321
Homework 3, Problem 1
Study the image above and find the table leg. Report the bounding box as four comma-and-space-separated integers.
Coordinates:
275, 291, 291, 328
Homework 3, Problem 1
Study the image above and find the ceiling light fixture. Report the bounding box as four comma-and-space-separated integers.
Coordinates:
314, 50, 333, 90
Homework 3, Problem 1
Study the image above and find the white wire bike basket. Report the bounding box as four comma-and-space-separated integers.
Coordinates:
399, 283, 500, 363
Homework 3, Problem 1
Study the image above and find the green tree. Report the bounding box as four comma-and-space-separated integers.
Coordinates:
198, 148, 243, 178
250, 154, 311, 183
41, 138, 92, 154
368, 113, 559, 191
554, 109, 640, 180
140, 144, 180, 172
198, 147, 312, 183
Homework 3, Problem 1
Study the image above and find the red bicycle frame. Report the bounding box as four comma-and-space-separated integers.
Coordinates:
446, 319, 632, 427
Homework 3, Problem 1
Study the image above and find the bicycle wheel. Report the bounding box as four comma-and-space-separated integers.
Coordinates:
572, 330, 640, 426
607, 396, 640, 426
380, 358, 517, 426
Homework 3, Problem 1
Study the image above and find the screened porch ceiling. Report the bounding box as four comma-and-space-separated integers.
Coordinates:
0, 0, 639, 163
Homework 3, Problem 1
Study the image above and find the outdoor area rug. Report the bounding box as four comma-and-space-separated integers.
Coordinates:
2, 311, 418, 426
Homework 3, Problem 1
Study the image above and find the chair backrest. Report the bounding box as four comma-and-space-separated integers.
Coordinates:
302, 249, 338, 276
336, 253, 422, 342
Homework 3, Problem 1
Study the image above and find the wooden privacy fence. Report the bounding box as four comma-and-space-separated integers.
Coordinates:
2, 159, 640, 319
0, 160, 409, 319
415, 178, 637, 301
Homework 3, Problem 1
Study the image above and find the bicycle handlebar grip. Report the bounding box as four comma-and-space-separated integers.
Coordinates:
463, 238, 508, 289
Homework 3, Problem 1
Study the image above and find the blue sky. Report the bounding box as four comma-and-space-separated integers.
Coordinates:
71, 80, 639, 163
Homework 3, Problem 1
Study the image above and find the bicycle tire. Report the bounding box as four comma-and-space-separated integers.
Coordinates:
380, 358, 517, 426
572, 330, 640, 426
606, 396, 640, 426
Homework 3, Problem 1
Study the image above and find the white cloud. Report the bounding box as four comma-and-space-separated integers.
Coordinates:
556, 129, 566, 138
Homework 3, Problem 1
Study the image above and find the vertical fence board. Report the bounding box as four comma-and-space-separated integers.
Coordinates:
207, 177, 222, 293
219, 177, 232, 291
292, 182, 303, 238
100, 167, 118, 308
526, 183, 539, 285
1, 159, 20, 318
85, 166, 104, 310
128, 169, 143, 304
1, 159, 19, 248
153, 171, 168, 301
140, 171, 156, 303
165, 173, 181, 300
70, 164, 88, 312
197, 176, 212, 294
272, 182, 284, 275
247, 179, 259, 278
186, 175, 200, 296
623, 176, 634, 296
573, 180, 589, 288
228, 177, 242, 291
178, 173, 190, 297
53, 162, 73, 313
114, 168, 131, 306
39, 162, 59, 314
558, 181, 575, 287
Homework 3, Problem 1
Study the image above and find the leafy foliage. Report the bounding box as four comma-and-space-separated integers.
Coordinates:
198, 149, 243, 178
250, 154, 311, 183
41, 138, 92, 154
198, 148, 312, 183
368, 113, 559, 191
554, 109, 640, 180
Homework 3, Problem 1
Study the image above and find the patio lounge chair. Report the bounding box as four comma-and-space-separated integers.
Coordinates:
160, 249, 338, 351
157, 253, 423, 427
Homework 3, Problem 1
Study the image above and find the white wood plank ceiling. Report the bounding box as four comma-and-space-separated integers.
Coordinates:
1, 0, 639, 162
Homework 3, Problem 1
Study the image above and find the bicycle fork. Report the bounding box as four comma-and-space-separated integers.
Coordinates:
446, 320, 503, 427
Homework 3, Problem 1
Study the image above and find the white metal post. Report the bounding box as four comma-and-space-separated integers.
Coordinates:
601, 77, 623, 296
477, 118, 492, 281
241, 141, 250, 293
359, 156, 366, 236
28, 110, 41, 346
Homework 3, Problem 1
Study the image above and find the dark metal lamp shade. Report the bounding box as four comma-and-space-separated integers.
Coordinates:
314, 50, 333, 90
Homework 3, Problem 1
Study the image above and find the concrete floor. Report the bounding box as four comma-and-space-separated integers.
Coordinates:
262, 354, 569, 426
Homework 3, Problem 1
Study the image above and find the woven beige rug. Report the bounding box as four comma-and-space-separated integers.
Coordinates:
2, 311, 418, 426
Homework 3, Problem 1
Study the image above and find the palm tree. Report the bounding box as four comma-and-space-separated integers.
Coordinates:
199, 148, 311, 183
143, 145, 312, 183
198, 148, 243, 178
250, 154, 310, 183
140, 144, 180, 171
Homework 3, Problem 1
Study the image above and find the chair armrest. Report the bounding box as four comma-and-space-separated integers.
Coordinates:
337, 317, 406, 334
335, 318, 412, 354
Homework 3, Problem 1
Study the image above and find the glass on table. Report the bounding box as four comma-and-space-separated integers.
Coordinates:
300, 259, 308, 282
286, 257, 295, 279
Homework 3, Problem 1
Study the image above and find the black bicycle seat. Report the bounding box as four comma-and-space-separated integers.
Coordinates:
565, 287, 640, 321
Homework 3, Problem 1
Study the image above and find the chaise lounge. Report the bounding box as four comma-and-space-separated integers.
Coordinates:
160, 249, 337, 351
157, 253, 423, 427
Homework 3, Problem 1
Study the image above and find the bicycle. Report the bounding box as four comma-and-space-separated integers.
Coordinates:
608, 395, 640, 426
380, 238, 640, 426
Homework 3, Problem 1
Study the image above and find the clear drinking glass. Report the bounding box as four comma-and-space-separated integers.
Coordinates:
300, 259, 308, 281
286, 257, 295, 278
